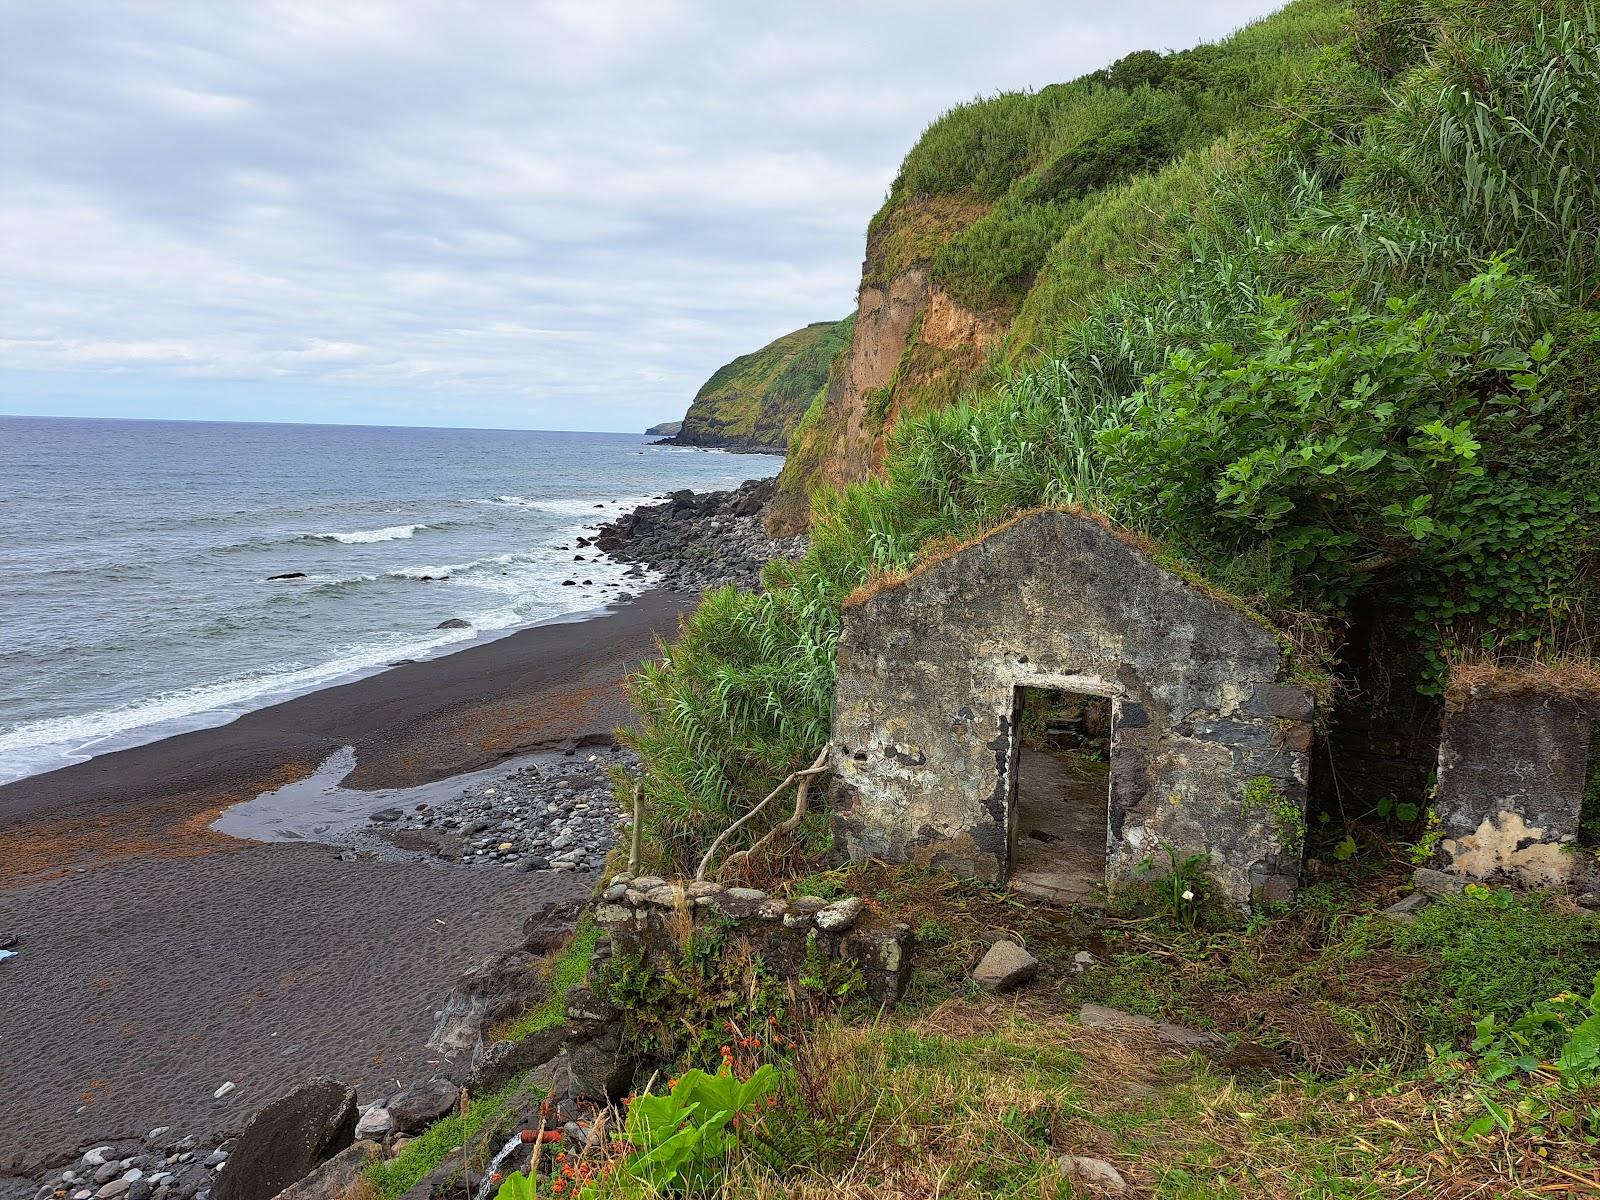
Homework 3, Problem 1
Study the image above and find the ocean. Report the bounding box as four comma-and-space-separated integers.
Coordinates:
0, 415, 780, 784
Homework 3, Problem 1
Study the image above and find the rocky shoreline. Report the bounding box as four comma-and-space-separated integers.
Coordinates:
588, 476, 806, 592
5, 476, 802, 1200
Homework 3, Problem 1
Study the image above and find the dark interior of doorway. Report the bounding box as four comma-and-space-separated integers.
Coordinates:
1580, 721, 1600, 848
1010, 686, 1111, 905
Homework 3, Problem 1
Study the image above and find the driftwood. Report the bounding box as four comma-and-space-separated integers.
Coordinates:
695, 746, 831, 881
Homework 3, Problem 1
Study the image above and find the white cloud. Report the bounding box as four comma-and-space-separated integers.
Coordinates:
0, 0, 1279, 430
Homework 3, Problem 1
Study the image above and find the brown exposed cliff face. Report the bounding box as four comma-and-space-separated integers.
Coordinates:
923, 285, 1007, 351
766, 266, 927, 535
766, 198, 1006, 537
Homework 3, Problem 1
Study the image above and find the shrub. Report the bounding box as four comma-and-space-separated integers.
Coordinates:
1099, 261, 1560, 612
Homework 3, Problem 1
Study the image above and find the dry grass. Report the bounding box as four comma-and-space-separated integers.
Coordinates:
1445, 653, 1600, 709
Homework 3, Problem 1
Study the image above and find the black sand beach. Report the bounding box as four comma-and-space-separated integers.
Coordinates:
0, 591, 688, 1171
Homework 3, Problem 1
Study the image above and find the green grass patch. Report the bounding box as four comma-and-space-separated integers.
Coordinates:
494, 916, 599, 1045
363, 1070, 539, 1199
1392, 886, 1600, 1045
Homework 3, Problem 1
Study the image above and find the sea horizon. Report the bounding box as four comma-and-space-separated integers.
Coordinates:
0, 415, 778, 785
0, 410, 663, 436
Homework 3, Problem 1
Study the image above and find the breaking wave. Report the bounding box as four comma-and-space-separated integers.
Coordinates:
300, 524, 427, 544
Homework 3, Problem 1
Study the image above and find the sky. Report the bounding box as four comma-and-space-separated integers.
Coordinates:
1, 2, 1279, 433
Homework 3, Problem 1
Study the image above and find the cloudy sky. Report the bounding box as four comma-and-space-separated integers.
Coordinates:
2, 2, 1277, 432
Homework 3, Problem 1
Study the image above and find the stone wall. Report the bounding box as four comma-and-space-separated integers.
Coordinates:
1435, 681, 1600, 894
592, 874, 912, 1003
828, 508, 1315, 909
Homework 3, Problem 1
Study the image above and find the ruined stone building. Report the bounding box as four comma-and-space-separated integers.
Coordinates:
827, 508, 1316, 910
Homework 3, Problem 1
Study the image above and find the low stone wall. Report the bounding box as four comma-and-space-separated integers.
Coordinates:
592, 874, 912, 1003
1435, 682, 1600, 897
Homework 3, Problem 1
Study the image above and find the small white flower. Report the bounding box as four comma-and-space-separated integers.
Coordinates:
1181, 889, 1195, 901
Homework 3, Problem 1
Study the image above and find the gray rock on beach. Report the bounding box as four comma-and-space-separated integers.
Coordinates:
387, 1078, 459, 1132
214, 1078, 356, 1200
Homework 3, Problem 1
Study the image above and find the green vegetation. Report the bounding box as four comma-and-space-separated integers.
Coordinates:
884, 0, 1350, 313
674, 319, 853, 451
494, 1065, 779, 1199
495, 918, 601, 1044
355, 8, 1600, 1196
1392, 886, 1600, 1050
627, 0, 1600, 875
365, 1071, 539, 1198
482, 865, 1598, 1197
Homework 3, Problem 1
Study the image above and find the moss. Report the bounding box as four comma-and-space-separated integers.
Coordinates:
492, 917, 599, 1044
1391, 887, 1600, 1048
1243, 775, 1305, 854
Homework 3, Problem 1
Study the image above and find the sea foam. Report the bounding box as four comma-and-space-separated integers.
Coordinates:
302, 523, 427, 544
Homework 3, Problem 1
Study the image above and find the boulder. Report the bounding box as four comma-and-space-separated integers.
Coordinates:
215, 1078, 357, 1200
465, 1025, 567, 1094
565, 1029, 634, 1101
436, 617, 472, 630
275, 1139, 380, 1200
972, 940, 1038, 992
427, 947, 544, 1057
387, 1078, 460, 1133
267, 572, 308, 581
522, 899, 583, 952
355, 1106, 394, 1138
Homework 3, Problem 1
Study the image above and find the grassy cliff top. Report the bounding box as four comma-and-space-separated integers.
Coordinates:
674, 318, 853, 451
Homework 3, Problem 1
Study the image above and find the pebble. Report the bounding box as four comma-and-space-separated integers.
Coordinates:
358, 748, 632, 873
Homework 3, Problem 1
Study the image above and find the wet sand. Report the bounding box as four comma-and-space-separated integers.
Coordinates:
0, 591, 688, 888
0, 592, 688, 1172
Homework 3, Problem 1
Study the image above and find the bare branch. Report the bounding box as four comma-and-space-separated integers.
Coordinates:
694, 746, 831, 882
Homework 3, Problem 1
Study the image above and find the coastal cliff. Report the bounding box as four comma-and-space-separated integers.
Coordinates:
765, 13, 1347, 534
767, 198, 1005, 533
664, 317, 852, 454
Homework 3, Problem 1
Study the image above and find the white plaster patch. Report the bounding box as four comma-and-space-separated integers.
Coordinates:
1443, 809, 1575, 888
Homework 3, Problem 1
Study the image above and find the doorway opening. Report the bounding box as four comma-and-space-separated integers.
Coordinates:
1009, 685, 1112, 905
